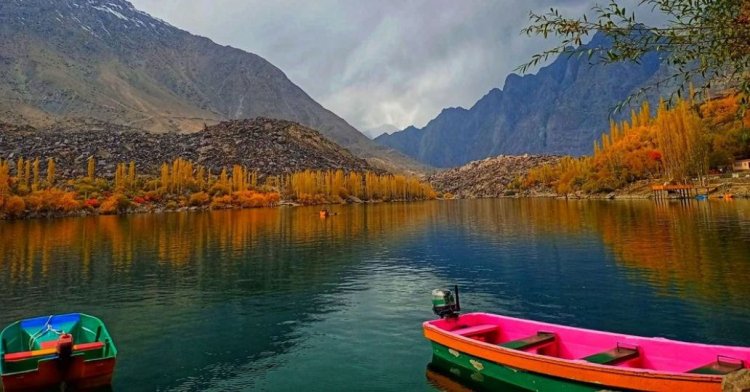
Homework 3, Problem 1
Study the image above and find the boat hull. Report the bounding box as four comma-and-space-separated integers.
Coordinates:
1, 313, 118, 392
430, 342, 601, 392
1, 357, 115, 391
423, 313, 731, 392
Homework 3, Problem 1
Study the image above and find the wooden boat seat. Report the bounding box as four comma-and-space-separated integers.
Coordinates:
3, 348, 56, 362
74, 341, 105, 351
3, 342, 104, 362
688, 357, 745, 375
584, 345, 639, 365
451, 324, 499, 337
501, 332, 556, 351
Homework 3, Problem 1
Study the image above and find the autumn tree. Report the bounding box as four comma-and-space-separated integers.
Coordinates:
655, 99, 710, 183
23, 161, 30, 188
87, 156, 96, 180
128, 161, 136, 186
31, 158, 40, 191
46, 158, 55, 187
520, 0, 750, 109
0, 160, 9, 204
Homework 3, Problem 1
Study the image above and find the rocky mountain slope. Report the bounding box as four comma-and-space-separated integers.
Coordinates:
428, 155, 561, 198
0, 0, 419, 171
376, 32, 670, 168
0, 118, 375, 178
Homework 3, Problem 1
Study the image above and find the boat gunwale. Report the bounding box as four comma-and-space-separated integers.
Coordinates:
422, 312, 744, 384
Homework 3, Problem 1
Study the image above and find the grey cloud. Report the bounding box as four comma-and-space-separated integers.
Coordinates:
129, 0, 601, 132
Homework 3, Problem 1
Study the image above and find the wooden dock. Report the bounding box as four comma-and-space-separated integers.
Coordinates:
651, 184, 695, 199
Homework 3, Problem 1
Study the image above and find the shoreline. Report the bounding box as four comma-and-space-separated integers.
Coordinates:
0, 198, 429, 221
4, 192, 749, 222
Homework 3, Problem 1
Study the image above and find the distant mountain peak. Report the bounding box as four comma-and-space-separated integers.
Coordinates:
376, 34, 670, 168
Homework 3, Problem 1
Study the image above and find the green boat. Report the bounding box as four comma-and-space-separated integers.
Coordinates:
1, 313, 117, 391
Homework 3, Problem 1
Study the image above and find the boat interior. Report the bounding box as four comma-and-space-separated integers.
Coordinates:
428, 312, 750, 376
1, 314, 112, 374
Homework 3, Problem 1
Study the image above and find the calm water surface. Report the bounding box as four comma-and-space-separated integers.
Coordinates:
1, 199, 749, 391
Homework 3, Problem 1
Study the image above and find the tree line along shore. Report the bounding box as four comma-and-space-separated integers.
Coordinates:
0, 157, 438, 220
514, 94, 750, 198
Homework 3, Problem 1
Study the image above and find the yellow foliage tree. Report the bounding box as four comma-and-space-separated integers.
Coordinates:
46, 158, 55, 188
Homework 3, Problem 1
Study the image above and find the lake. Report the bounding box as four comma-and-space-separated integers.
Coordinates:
1, 199, 749, 391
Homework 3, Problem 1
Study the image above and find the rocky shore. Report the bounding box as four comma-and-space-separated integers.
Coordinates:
428, 154, 561, 198
428, 154, 750, 200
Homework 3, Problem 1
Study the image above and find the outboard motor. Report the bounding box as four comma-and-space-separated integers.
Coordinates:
432, 285, 460, 318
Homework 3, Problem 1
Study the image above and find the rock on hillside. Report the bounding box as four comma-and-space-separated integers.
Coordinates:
0, 118, 376, 178
0, 0, 421, 172
428, 155, 561, 198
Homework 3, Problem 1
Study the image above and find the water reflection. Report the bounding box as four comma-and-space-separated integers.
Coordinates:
590, 200, 750, 308
0, 200, 748, 391
426, 355, 525, 392
2, 200, 749, 315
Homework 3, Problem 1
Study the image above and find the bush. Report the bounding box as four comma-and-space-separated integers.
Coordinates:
209, 182, 232, 196
23, 189, 81, 213
3, 196, 25, 217
189, 192, 210, 206
84, 198, 100, 209
210, 195, 233, 209
100, 193, 130, 215
144, 190, 163, 202
225, 191, 281, 208
56, 192, 80, 212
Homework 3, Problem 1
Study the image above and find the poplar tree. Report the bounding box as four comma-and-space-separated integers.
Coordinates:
31, 158, 40, 191
87, 157, 96, 180
46, 158, 55, 187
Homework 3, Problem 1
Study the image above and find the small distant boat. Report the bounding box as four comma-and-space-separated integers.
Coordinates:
319, 209, 337, 218
695, 194, 708, 201
1, 313, 117, 391
424, 287, 750, 391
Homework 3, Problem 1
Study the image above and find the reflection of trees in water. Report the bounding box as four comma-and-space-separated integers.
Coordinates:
413, 199, 750, 307
591, 200, 750, 306
0, 203, 442, 287
1, 200, 748, 305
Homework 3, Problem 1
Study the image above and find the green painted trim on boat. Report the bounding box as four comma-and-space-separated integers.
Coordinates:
430, 342, 622, 392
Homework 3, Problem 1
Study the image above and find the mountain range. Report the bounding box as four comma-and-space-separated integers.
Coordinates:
375, 32, 671, 168
0, 0, 420, 172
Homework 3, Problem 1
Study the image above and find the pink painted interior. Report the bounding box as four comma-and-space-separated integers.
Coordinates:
426, 312, 750, 374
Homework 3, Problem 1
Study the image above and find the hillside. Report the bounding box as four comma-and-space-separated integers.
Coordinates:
376, 32, 672, 168
0, 118, 376, 178
427, 155, 561, 198
0, 0, 420, 172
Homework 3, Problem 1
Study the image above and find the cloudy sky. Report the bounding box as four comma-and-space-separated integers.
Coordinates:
130, 0, 598, 137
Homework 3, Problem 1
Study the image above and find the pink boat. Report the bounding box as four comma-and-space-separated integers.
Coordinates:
424, 289, 750, 391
